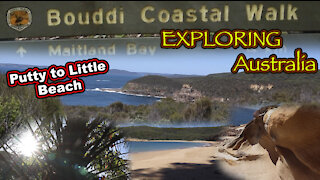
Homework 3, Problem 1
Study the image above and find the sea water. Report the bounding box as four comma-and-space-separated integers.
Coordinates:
60, 73, 259, 153
60, 73, 258, 126
127, 141, 207, 153
60, 74, 161, 106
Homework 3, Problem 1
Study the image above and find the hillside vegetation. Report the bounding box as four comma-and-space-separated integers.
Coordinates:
123, 75, 183, 97
0, 74, 129, 179
123, 72, 320, 105
64, 98, 230, 124
122, 126, 224, 140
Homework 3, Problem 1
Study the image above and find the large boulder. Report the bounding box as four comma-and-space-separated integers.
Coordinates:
227, 104, 320, 180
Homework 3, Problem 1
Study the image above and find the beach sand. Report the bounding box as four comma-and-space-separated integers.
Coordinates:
129, 140, 280, 180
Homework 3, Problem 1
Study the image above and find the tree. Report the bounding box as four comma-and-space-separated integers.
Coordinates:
44, 112, 128, 179
0, 74, 129, 179
194, 97, 212, 121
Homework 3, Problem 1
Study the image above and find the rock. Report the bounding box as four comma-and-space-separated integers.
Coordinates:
226, 104, 320, 179
172, 84, 202, 102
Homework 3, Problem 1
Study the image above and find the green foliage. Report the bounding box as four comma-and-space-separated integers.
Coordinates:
183, 98, 212, 121
148, 98, 185, 123
0, 96, 21, 136
211, 101, 230, 121
122, 126, 224, 141
0, 74, 128, 180
44, 113, 128, 179
109, 101, 125, 113
123, 72, 320, 105
194, 97, 212, 120
64, 97, 230, 124
123, 75, 182, 96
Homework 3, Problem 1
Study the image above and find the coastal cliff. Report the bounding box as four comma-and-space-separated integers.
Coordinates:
122, 75, 181, 98
122, 72, 320, 104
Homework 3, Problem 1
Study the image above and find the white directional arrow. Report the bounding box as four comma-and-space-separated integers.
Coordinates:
16, 46, 27, 58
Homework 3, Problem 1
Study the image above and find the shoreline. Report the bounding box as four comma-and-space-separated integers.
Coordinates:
127, 138, 215, 155
86, 87, 166, 99
129, 138, 280, 180
128, 124, 280, 180
126, 138, 215, 144
129, 141, 225, 179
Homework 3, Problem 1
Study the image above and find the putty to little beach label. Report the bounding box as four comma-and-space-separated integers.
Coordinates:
6, 58, 109, 98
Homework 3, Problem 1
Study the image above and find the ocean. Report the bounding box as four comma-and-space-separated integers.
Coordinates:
127, 141, 208, 153
60, 74, 161, 106
60, 73, 258, 153
230, 107, 257, 126
60, 73, 258, 126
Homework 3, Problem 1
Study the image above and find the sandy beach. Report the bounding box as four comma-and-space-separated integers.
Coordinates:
129, 140, 280, 180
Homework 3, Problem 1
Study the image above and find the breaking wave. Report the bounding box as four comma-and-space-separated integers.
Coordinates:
86, 88, 165, 99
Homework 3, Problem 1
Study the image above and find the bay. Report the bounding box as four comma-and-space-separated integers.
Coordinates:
60, 73, 259, 126
127, 141, 207, 153
60, 74, 161, 106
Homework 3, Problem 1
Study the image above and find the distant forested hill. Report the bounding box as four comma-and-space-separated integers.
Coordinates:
0, 63, 198, 78
0, 63, 140, 76
123, 72, 320, 105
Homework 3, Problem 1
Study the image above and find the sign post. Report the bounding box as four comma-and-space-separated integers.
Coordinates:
1, 1, 320, 39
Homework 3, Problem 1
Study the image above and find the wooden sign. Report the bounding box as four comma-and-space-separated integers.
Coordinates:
0, 1, 320, 39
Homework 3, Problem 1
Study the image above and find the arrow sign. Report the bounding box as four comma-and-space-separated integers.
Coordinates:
16, 46, 27, 57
